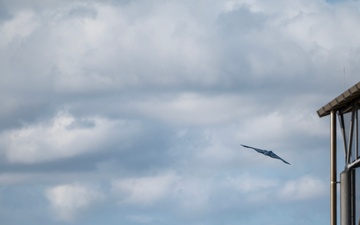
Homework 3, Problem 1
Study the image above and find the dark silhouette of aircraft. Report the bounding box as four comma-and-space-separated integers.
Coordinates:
241, 144, 290, 165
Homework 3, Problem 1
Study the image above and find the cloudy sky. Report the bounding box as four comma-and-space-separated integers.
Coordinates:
1, 0, 360, 224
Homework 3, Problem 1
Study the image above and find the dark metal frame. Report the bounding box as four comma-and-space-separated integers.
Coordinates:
338, 104, 360, 168
318, 81, 360, 225
338, 104, 360, 225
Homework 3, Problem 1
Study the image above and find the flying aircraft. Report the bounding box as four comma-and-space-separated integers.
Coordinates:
241, 144, 290, 165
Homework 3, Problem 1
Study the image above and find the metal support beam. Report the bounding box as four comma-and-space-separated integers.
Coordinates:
331, 110, 337, 225
356, 109, 359, 160
351, 170, 355, 225
340, 170, 351, 225
347, 109, 355, 164
339, 114, 347, 161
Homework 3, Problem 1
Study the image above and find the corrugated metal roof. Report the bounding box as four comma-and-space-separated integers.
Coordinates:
317, 81, 360, 117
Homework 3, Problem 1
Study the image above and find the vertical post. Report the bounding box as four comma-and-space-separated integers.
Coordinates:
331, 110, 337, 225
347, 109, 355, 164
356, 109, 358, 159
351, 170, 355, 225
340, 170, 351, 225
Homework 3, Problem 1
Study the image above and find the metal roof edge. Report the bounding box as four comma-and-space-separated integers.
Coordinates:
317, 81, 360, 118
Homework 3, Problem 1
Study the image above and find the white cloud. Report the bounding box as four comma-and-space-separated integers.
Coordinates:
111, 172, 179, 206
46, 183, 104, 221
194, 139, 238, 167
0, 112, 140, 164
278, 175, 327, 201
132, 93, 254, 126
39, 2, 219, 93
235, 107, 328, 151
0, 0, 357, 224
173, 177, 212, 212
240, 112, 285, 143
279, 1, 360, 52
0, 10, 39, 46
111, 171, 212, 211
225, 173, 279, 193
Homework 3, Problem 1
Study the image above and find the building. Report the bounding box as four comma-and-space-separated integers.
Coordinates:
318, 81, 360, 225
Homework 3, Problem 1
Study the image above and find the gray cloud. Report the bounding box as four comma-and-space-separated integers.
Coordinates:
0, 0, 358, 224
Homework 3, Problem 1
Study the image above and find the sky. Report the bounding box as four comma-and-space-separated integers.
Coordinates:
0, 0, 360, 224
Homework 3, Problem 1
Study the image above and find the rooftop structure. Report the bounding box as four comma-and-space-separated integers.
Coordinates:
317, 81, 360, 225
317, 81, 360, 117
